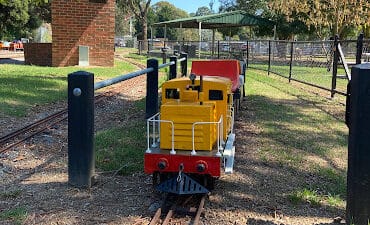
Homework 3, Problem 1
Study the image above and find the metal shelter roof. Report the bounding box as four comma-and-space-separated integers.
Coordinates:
153, 10, 274, 29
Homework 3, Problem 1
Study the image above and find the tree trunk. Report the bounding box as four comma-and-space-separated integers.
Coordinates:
142, 17, 148, 52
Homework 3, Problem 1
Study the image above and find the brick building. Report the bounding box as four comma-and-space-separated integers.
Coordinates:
51, 0, 115, 67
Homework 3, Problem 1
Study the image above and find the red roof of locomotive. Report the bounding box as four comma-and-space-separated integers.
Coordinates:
190, 60, 240, 92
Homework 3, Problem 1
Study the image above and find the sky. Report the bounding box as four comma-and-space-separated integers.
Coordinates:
150, 0, 220, 14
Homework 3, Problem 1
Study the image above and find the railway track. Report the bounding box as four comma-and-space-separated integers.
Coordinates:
0, 93, 111, 154
149, 194, 207, 225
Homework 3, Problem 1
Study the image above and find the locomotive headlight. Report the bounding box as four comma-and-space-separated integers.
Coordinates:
196, 163, 206, 172
196, 161, 208, 172
157, 158, 168, 170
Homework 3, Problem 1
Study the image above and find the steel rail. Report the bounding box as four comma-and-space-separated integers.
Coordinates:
149, 207, 162, 225
0, 93, 110, 154
0, 116, 67, 154
0, 109, 67, 145
193, 194, 206, 225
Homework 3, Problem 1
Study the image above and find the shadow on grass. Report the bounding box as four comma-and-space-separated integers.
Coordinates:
0, 76, 67, 116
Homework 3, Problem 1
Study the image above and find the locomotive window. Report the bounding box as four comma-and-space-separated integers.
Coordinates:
209, 90, 223, 100
165, 88, 180, 99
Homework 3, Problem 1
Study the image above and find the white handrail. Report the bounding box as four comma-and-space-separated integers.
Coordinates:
191, 116, 223, 156
146, 113, 176, 154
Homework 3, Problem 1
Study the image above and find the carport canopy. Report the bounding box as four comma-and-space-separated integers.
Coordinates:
153, 10, 274, 29
152, 10, 274, 58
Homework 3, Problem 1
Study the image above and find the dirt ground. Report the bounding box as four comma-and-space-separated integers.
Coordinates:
0, 59, 347, 225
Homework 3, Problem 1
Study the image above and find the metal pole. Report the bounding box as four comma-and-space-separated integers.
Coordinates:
356, 33, 364, 65
217, 40, 220, 59
180, 52, 188, 76
246, 40, 249, 68
268, 40, 271, 75
289, 41, 294, 82
346, 64, 370, 225
179, 23, 183, 53
211, 29, 215, 58
198, 22, 202, 59
169, 56, 177, 80
68, 71, 95, 188
331, 35, 339, 98
146, 59, 159, 119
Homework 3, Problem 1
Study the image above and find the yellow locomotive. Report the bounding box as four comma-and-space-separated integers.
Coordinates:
144, 60, 242, 194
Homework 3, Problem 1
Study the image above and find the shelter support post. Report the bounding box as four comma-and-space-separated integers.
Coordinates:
198, 22, 202, 58
211, 29, 215, 58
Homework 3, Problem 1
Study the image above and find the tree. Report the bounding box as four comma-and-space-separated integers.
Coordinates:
151, 1, 188, 40
270, 0, 370, 39
117, 0, 152, 50
0, 0, 50, 40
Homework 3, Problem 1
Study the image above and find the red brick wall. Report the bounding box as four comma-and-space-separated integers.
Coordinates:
51, 0, 115, 67
24, 43, 52, 66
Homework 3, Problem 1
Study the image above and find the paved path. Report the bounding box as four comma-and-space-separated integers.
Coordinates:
0, 50, 24, 64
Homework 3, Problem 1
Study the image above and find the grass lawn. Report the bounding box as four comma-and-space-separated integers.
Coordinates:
245, 69, 348, 208
249, 63, 349, 94
0, 60, 136, 117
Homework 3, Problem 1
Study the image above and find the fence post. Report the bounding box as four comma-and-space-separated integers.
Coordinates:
146, 59, 159, 119
246, 40, 249, 69
289, 41, 294, 82
346, 64, 370, 225
169, 56, 177, 80
331, 35, 339, 98
162, 49, 167, 64
356, 33, 364, 65
268, 40, 271, 75
180, 52, 188, 76
68, 71, 95, 189
217, 40, 220, 59
138, 41, 142, 55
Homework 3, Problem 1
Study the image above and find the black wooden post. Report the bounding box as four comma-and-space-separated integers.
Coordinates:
268, 40, 271, 75
146, 59, 159, 119
180, 52, 188, 76
346, 63, 370, 225
169, 56, 177, 80
356, 33, 364, 65
68, 71, 95, 188
331, 35, 339, 98
289, 41, 294, 82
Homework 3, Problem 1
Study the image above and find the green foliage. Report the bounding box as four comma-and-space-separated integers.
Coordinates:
0, 207, 28, 225
288, 188, 321, 206
0, 0, 50, 40
0, 190, 22, 199
149, 1, 188, 40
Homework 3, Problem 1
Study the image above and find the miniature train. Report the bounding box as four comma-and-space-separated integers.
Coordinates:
144, 59, 244, 194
